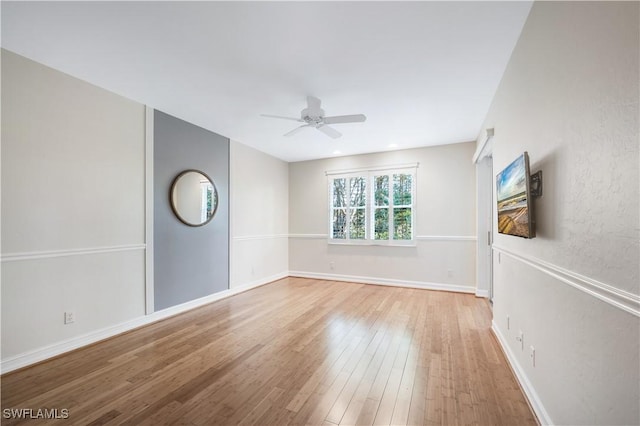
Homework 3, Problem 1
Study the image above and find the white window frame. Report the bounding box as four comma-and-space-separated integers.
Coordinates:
328, 172, 369, 243
327, 164, 417, 246
200, 181, 212, 223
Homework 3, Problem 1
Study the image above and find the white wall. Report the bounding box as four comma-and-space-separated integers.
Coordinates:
0, 51, 290, 370
230, 141, 289, 288
479, 2, 639, 425
1, 50, 146, 359
289, 143, 477, 292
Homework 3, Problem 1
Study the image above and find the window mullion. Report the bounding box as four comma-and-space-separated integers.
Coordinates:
332, 180, 336, 239
329, 180, 333, 239
345, 178, 350, 240
412, 172, 415, 240
368, 175, 372, 240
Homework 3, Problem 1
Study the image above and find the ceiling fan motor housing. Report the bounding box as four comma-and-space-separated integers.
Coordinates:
301, 107, 325, 126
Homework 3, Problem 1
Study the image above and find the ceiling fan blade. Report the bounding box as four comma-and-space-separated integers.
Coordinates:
261, 114, 303, 122
317, 124, 342, 139
307, 96, 322, 110
284, 124, 311, 137
323, 114, 367, 124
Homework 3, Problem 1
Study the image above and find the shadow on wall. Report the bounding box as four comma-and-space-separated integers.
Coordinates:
530, 147, 561, 240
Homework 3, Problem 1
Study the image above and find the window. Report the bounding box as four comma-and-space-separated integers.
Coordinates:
331, 176, 367, 240
328, 166, 416, 245
200, 180, 214, 223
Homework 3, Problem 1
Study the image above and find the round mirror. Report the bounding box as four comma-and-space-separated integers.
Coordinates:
170, 169, 218, 227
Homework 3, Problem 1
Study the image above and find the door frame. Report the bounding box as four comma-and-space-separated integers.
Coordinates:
473, 129, 494, 302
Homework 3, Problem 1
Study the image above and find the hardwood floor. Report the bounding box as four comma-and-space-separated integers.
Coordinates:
1, 278, 537, 425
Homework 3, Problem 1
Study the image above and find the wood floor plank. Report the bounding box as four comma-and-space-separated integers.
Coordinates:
392, 293, 427, 426
338, 324, 395, 425
1, 278, 537, 426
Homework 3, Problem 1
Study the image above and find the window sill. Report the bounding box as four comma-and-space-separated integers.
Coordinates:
328, 239, 417, 247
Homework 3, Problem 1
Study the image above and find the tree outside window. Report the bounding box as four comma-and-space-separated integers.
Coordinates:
329, 167, 415, 244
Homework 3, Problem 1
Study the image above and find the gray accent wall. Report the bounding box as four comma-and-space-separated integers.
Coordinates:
154, 110, 229, 311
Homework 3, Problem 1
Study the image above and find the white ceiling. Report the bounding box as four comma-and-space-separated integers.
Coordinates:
2, 1, 532, 162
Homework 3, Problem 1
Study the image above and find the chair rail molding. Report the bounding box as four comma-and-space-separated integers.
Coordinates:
0, 244, 146, 262
289, 234, 477, 241
493, 245, 640, 317
416, 235, 477, 241
233, 234, 289, 241
288, 234, 329, 239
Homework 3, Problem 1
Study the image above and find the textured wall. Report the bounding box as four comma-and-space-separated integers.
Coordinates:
479, 2, 639, 424
488, 2, 639, 293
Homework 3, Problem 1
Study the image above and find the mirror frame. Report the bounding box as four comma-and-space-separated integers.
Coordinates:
169, 169, 219, 227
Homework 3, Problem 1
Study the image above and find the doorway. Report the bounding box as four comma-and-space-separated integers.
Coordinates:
477, 156, 494, 303
474, 133, 494, 304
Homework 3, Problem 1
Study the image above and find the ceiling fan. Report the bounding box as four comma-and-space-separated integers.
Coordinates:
261, 96, 366, 139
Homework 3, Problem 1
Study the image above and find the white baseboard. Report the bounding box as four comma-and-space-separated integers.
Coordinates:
229, 271, 289, 291
475, 289, 490, 298
1, 271, 470, 373
289, 271, 475, 294
0, 272, 287, 374
491, 320, 553, 426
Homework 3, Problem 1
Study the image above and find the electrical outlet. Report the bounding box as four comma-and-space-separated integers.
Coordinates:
64, 311, 75, 324
330, 261, 335, 270
530, 345, 536, 367
447, 269, 453, 277
507, 315, 510, 330
516, 330, 524, 350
